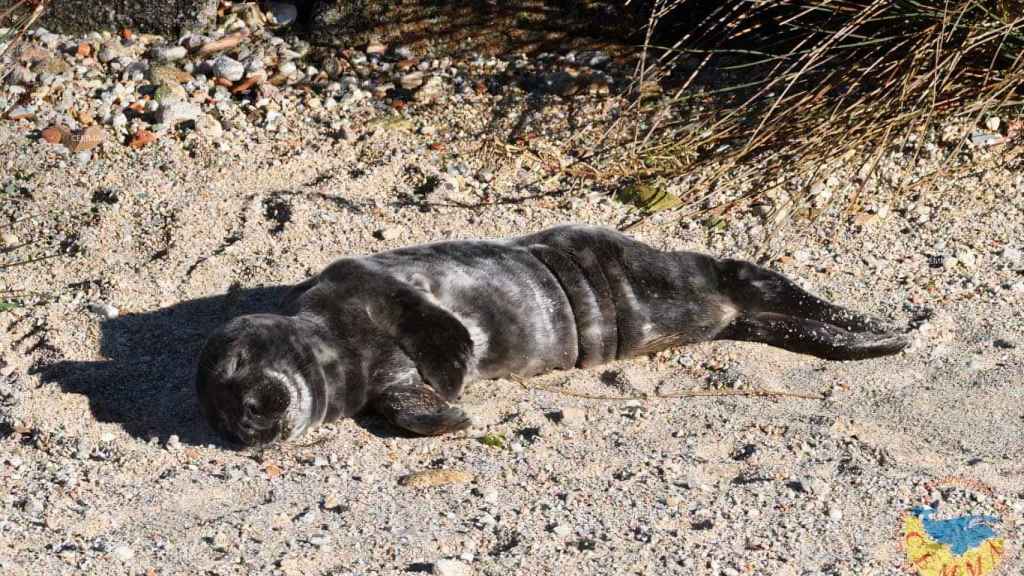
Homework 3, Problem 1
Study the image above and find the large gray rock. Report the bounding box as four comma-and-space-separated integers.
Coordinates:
12, 0, 218, 36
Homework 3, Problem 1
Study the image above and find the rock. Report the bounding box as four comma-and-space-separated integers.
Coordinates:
129, 129, 157, 149
165, 435, 181, 450
7, 65, 36, 85
267, 2, 299, 26
196, 114, 223, 138
212, 55, 245, 82
400, 71, 424, 90
64, 125, 106, 153
551, 524, 571, 537
827, 507, 843, 522
97, 44, 121, 63
7, 106, 36, 121
196, 33, 245, 57
398, 469, 473, 488
22, 497, 44, 516
1, 230, 20, 246
86, 302, 119, 320
41, 126, 65, 144
147, 65, 193, 85
366, 40, 387, 55
1000, 246, 1022, 267
278, 61, 298, 77
322, 495, 343, 511
432, 559, 472, 576
157, 102, 201, 126
957, 250, 977, 269
414, 75, 445, 103
308, 534, 330, 547
375, 227, 402, 241
111, 545, 134, 562
153, 45, 188, 62
152, 82, 187, 104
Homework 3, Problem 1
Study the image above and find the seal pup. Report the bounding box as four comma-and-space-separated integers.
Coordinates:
196, 224, 909, 446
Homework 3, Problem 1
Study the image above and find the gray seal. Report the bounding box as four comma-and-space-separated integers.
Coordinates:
196, 224, 908, 446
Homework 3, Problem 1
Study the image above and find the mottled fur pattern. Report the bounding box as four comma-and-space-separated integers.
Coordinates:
195, 224, 909, 446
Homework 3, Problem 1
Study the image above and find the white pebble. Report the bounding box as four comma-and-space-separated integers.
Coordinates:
433, 559, 471, 576
551, 524, 571, 537
86, 302, 119, 320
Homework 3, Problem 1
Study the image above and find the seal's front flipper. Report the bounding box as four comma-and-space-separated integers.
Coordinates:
316, 260, 473, 400
372, 384, 473, 436
718, 312, 909, 360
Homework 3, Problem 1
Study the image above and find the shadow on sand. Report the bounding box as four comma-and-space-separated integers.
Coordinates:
35, 285, 295, 447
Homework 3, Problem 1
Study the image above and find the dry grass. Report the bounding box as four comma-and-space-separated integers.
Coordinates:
0, 0, 49, 77
609, 0, 1024, 226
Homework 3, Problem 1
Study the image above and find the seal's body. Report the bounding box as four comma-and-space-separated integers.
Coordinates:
197, 225, 908, 446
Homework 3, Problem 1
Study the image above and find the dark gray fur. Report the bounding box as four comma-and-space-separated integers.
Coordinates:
196, 225, 908, 446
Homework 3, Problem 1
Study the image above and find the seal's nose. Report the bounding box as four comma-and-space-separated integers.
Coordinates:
241, 384, 290, 427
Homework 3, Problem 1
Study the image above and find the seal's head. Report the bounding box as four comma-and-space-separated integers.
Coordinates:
196, 314, 329, 447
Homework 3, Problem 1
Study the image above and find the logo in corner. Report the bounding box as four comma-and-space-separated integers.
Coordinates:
900, 475, 1018, 576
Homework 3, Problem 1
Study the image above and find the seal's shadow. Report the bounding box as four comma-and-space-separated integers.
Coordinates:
36, 285, 294, 447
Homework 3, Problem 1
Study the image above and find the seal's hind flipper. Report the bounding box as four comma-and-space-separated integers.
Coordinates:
717, 259, 894, 334
718, 312, 909, 360
372, 384, 473, 436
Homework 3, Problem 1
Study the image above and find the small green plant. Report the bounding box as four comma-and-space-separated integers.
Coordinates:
478, 433, 506, 449
0, 300, 21, 312
615, 182, 682, 212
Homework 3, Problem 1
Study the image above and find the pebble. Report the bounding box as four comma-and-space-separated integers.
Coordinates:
366, 41, 387, 55
267, 2, 299, 26
111, 545, 134, 561
1000, 246, 1022, 267
212, 55, 245, 82
22, 497, 44, 516
165, 434, 181, 450
196, 114, 223, 138
376, 227, 402, 241
415, 76, 445, 103
432, 559, 471, 576
157, 102, 202, 126
279, 61, 298, 77
308, 534, 330, 547
153, 45, 188, 62
400, 71, 425, 90
827, 507, 843, 522
551, 524, 571, 537
7, 105, 35, 120
86, 302, 119, 320
153, 82, 187, 104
